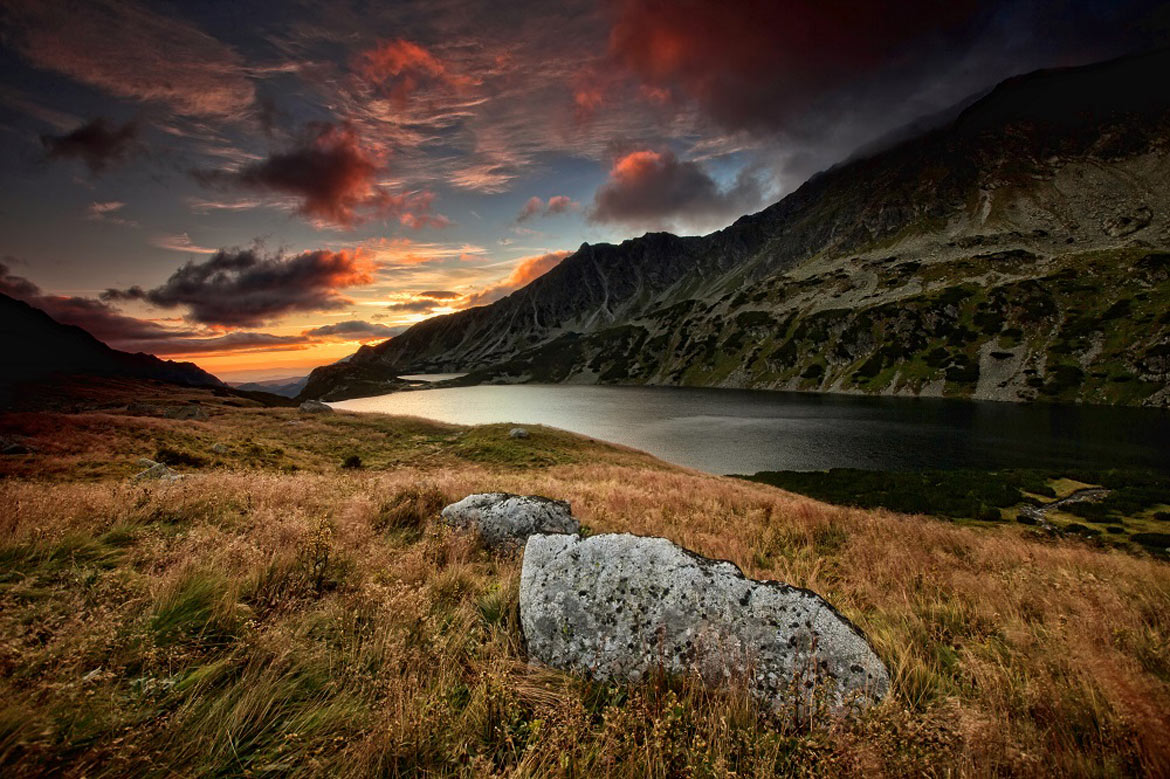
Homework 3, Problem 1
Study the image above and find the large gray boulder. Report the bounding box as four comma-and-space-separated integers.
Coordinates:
299, 399, 332, 414
441, 493, 579, 549
520, 533, 889, 714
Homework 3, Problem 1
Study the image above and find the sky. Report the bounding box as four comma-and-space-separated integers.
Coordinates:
0, 0, 1165, 381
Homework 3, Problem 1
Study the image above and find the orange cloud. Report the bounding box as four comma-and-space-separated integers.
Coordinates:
463, 250, 571, 307
355, 39, 474, 105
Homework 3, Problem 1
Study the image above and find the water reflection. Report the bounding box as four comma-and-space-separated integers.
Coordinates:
332, 384, 1170, 475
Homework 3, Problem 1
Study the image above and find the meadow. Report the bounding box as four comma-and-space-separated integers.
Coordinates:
1, 379, 1168, 776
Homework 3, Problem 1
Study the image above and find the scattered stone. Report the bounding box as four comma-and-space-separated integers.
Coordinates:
520, 533, 890, 714
441, 493, 579, 549
299, 399, 332, 414
210, 443, 229, 455
125, 401, 163, 416
132, 459, 182, 482
165, 405, 209, 421
509, 427, 530, 439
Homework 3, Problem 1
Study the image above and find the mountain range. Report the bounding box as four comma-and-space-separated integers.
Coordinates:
0, 292, 222, 392
302, 49, 1170, 407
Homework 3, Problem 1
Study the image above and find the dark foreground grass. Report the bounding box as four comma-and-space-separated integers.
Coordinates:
1, 380, 1169, 776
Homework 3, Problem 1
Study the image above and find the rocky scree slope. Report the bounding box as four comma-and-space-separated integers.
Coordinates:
305, 49, 1170, 406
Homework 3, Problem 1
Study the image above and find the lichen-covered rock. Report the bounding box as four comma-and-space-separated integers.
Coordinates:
299, 399, 332, 414
520, 533, 889, 714
509, 427, 530, 439
441, 493, 579, 549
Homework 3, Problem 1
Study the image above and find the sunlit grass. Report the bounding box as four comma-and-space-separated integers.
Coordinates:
1, 380, 1169, 775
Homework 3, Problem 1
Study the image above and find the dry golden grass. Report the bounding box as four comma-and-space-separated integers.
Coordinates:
1, 380, 1169, 776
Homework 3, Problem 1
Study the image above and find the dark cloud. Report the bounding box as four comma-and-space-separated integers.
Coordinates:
103, 246, 375, 327
385, 299, 441, 313
0, 259, 41, 299
135, 331, 313, 356
302, 319, 404, 340
417, 289, 460, 300
194, 122, 445, 229
41, 118, 137, 173
589, 149, 762, 232
602, 0, 982, 136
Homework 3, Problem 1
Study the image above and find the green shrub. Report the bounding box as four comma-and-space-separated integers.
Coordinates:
341, 454, 363, 469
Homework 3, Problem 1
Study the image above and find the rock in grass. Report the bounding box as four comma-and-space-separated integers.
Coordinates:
299, 399, 332, 414
520, 533, 889, 714
509, 427, 530, 439
441, 493, 579, 549
164, 404, 209, 421
132, 460, 182, 482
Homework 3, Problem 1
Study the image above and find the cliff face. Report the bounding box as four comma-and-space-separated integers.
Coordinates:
304, 49, 1170, 406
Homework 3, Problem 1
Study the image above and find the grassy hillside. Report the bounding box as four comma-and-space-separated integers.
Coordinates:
2, 381, 1169, 775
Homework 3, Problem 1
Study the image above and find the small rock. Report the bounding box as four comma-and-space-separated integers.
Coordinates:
1, 436, 30, 455
125, 401, 163, 416
165, 405, 209, 421
520, 533, 890, 715
509, 427, 530, 439
441, 493, 579, 549
299, 399, 332, 414
133, 461, 182, 482
210, 443, 229, 455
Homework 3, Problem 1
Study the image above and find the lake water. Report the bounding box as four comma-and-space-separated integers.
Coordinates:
331, 384, 1170, 475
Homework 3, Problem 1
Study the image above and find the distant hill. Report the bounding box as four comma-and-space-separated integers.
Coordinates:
231, 375, 308, 398
304, 49, 1170, 407
0, 291, 222, 394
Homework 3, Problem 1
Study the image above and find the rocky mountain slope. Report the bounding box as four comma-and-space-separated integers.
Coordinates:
0, 292, 223, 399
305, 49, 1170, 406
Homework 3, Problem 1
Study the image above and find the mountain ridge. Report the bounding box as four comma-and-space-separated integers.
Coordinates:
303, 48, 1170, 406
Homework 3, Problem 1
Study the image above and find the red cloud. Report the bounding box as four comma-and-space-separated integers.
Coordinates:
195, 123, 444, 229
515, 195, 579, 222
355, 39, 474, 105
606, 0, 978, 134
590, 148, 762, 231
463, 251, 571, 307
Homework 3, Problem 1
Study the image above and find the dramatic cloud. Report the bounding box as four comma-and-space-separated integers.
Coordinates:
195, 123, 444, 229
589, 149, 762, 232
41, 118, 137, 173
604, 0, 979, 136
0, 260, 44, 300
3, 0, 255, 117
463, 250, 571, 307
303, 320, 404, 341
417, 289, 460, 300
103, 247, 375, 327
139, 331, 313, 356
354, 39, 474, 105
516, 195, 580, 222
